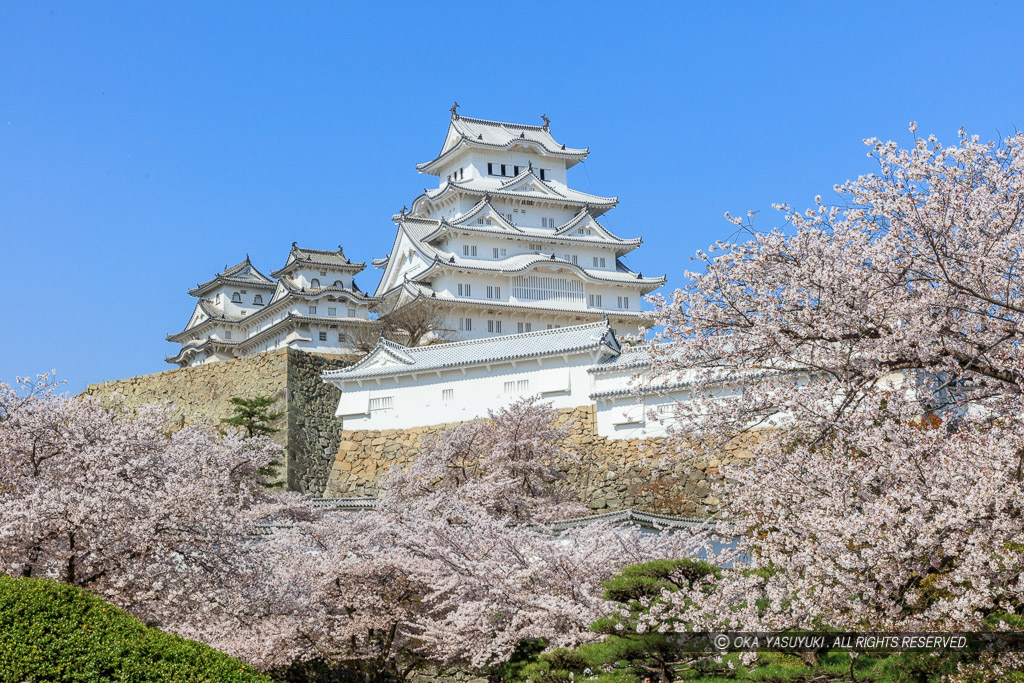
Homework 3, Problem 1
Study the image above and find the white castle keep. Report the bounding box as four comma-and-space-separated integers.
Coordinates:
168, 107, 666, 384
372, 104, 665, 337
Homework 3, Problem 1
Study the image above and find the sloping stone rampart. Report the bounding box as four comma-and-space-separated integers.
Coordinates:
327, 405, 753, 516
82, 349, 357, 495
84, 356, 753, 513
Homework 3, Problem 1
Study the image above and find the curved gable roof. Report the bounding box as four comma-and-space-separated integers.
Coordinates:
417, 112, 589, 174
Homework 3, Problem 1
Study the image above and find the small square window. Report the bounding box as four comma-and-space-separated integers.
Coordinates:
328, 307, 337, 316
319, 331, 327, 342
347, 307, 356, 317
308, 305, 317, 315
442, 388, 454, 402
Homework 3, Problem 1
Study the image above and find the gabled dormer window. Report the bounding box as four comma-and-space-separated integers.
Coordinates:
310, 278, 321, 289
253, 294, 264, 305
231, 292, 242, 303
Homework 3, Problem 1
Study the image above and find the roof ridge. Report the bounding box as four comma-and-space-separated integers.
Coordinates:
293, 245, 346, 255
456, 114, 551, 132
396, 320, 609, 356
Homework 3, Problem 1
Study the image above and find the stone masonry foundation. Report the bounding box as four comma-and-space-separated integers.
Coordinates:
82, 349, 358, 495
327, 405, 753, 516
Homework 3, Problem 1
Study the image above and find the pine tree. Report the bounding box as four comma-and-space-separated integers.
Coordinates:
222, 396, 283, 438
222, 396, 285, 487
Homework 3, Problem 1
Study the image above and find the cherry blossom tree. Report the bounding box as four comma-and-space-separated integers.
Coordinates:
640, 126, 1024, 644
0, 378, 704, 677
199, 399, 703, 677
0, 374, 295, 630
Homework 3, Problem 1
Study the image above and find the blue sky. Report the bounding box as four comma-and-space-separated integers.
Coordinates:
3, 1, 1023, 393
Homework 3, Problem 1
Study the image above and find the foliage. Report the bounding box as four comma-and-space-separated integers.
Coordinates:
640, 126, 1024, 672
222, 395, 285, 484
0, 374, 302, 648
222, 395, 284, 437
0, 574, 270, 682
589, 560, 719, 682
197, 399, 704, 678
518, 560, 721, 683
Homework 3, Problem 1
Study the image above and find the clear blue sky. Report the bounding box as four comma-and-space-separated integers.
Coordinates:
3, 1, 1022, 393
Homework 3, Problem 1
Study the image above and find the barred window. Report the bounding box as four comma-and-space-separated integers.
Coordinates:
369, 397, 393, 412
512, 275, 585, 304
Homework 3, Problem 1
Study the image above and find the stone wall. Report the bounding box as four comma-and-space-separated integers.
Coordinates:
284, 352, 354, 494
84, 358, 752, 512
327, 405, 752, 517
83, 350, 356, 495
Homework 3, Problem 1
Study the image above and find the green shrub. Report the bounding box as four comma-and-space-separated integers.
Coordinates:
0, 575, 270, 682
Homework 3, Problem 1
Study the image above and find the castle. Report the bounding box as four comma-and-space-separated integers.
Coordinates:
167, 245, 375, 367
114, 108, 728, 508
168, 107, 665, 367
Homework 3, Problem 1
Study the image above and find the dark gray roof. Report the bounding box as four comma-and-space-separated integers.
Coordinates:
417, 111, 589, 173
307, 498, 719, 531
188, 257, 275, 297
271, 244, 366, 278
323, 321, 620, 382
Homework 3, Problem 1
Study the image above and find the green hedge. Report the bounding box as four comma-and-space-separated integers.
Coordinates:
0, 575, 270, 682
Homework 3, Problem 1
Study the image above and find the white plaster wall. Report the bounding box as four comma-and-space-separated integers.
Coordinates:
333, 354, 598, 430
436, 149, 569, 188
288, 268, 353, 291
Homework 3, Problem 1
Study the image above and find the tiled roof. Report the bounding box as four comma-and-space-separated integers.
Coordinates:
373, 282, 655, 327
415, 200, 641, 251
188, 257, 276, 297
385, 216, 657, 288
588, 347, 652, 374
298, 499, 723, 532
323, 321, 619, 382
417, 111, 589, 173
419, 174, 617, 209
276, 277, 376, 303
589, 368, 791, 400
270, 244, 365, 278
417, 251, 667, 289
